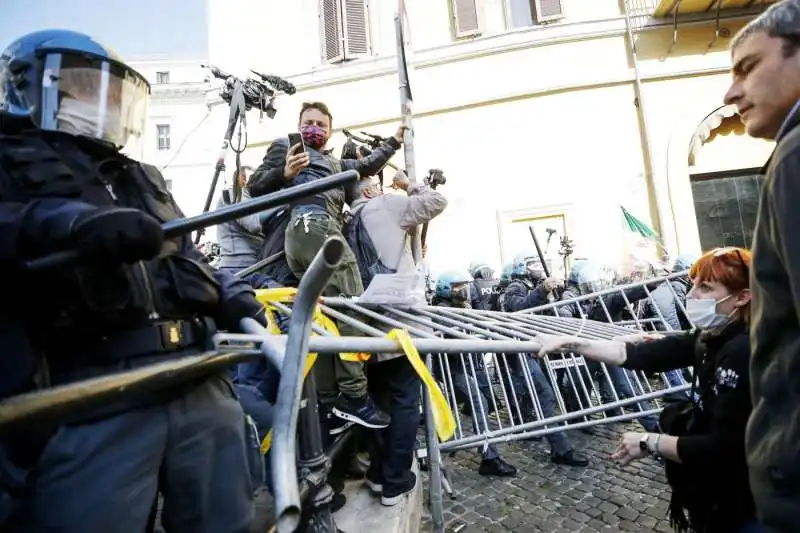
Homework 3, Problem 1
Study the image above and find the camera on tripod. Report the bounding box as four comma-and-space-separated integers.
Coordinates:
559, 236, 574, 258
203, 64, 296, 118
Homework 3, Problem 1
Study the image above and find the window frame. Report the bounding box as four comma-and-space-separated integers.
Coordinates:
156, 124, 171, 151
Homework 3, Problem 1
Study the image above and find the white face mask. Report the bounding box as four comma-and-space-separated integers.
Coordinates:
56, 97, 121, 145
686, 295, 733, 329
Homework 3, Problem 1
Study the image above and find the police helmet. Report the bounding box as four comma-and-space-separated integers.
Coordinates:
671, 253, 698, 273
500, 263, 513, 284
512, 251, 548, 282
0, 29, 150, 151
435, 270, 472, 301
567, 259, 604, 295
468, 261, 494, 280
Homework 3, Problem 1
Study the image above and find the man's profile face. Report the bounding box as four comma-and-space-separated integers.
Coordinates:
299, 107, 331, 136
724, 31, 800, 139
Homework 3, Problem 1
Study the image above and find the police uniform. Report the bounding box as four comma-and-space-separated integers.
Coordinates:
0, 30, 263, 532
470, 278, 501, 311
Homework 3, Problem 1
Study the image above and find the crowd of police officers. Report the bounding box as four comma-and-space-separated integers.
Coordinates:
428, 251, 696, 475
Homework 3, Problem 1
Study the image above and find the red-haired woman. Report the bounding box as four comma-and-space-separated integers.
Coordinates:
537, 247, 761, 533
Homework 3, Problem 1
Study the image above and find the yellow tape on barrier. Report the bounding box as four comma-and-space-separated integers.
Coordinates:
253, 288, 456, 454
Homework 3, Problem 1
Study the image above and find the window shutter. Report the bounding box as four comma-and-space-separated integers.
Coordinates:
533, 0, 565, 23
452, 0, 481, 38
320, 0, 345, 63
341, 0, 371, 58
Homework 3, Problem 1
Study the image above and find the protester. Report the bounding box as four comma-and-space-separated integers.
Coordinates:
248, 101, 405, 432
346, 169, 448, 503
216, 165, 264, 276
537, 248, 758, 533
723, 3, 800, 531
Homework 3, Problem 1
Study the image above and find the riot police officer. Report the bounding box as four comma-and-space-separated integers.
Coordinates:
468, 261, 500, 311
0, 30, 264, 532
432, 271, 517, 476
497, 252, 562, 312
555, 260, 660, 433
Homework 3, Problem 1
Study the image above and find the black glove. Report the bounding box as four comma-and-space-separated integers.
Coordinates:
72, 208, 164, 264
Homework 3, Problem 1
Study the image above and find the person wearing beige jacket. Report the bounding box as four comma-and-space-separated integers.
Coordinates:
346, 169, 447, 505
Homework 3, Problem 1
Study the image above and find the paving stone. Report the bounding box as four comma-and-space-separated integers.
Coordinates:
616, 506, 640, 521
419, 422, 669, 532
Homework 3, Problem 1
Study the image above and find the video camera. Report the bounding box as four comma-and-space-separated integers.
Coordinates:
203, 64, 296, 118
341, 129, 389, 159
425, 169, 446, 188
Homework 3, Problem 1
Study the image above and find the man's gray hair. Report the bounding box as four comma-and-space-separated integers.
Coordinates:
347, 176, 380, 203
732, 0, 800, 53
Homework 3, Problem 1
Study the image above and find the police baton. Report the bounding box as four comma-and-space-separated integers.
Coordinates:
24, 170, 359, 271
530, 225, 563, 299
529, 226, 551, 279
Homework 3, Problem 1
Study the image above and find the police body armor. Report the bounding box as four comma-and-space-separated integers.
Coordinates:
497, 278, 534, 313
0, 118, 220, 360
472, 278, 500, 311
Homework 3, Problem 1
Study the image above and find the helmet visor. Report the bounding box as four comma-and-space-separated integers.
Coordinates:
451, 282, 471, 303
38, 52, 149, 151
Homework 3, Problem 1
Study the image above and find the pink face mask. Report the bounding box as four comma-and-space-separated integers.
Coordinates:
301, 125, 327, 149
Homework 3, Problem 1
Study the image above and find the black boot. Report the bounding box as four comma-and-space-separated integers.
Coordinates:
551, 450, 589, 467
478, 457, 517, 477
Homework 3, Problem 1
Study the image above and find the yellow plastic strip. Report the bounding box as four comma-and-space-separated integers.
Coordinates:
253, 289, 456, 452
386, 329, 456, 442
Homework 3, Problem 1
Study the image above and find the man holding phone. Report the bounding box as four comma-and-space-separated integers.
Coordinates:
248, 101, 406, 431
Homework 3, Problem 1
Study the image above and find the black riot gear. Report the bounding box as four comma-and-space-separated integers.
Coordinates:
471, 278, 501, 311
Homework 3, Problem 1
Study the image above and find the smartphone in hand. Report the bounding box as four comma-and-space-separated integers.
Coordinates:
287, 132, 305, 154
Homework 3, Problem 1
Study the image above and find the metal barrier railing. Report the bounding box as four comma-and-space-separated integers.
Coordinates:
0, 244, 695, 533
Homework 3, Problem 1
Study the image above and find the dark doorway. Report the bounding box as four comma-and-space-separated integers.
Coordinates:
690, 168, 764, 251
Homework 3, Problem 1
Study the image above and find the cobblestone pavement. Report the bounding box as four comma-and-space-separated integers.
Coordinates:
157, 423, 672, 533
421, 422, 674, 533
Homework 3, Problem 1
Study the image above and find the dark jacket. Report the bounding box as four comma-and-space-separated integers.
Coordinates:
498, 278, 548, 312
644, 278, 691, 331
748, 104, 800, 533
257, 207, 298, 287
554, 282, 659, 321
470, 278, 501, 311
623, 322, 754, 532
0, 115, 263, 377
247, 136, 400, 218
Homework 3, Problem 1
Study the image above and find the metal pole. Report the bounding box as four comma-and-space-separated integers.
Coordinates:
0, 350, 262, 430
395, 1, 422, 264
622, 0, 672, 254
235, 251, 286, 279
25, 171, 359, 271
271, 236, 345, 533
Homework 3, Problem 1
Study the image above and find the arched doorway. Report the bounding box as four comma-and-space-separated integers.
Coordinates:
665, 104, 774, 254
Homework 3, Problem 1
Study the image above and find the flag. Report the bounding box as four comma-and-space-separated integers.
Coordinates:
621, 206, 658, 240
621, 206, 662, 276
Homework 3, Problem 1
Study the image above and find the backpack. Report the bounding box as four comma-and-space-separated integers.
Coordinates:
344, 205, 396, 289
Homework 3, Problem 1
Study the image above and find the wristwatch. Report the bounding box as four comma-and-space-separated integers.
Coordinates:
639, 434, 652, 454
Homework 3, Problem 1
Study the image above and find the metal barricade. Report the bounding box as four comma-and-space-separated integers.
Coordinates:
0, 255, 695, 533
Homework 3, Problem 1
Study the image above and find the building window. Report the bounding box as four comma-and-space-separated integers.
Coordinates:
156, 71, 170, 84
690, 168, 764, 250
507, 0, 565, 29
319, 0, 372, 64
450, 0, 481, 39
156, 124, 171, 151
